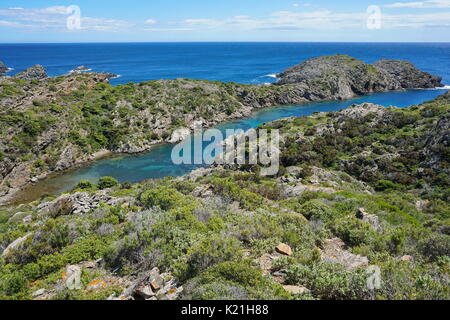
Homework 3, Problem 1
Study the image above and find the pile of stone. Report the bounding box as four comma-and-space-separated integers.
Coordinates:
37, 191, 133, 217
110, 267, 183, 301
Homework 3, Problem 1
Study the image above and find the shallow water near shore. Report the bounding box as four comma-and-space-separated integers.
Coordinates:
8, 88, 447, 206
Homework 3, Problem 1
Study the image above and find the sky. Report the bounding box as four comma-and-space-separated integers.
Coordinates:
0, 0, 449, 42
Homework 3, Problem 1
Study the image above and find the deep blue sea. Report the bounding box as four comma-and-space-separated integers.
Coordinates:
1, 42, 450, 85
1, 42, 449, 203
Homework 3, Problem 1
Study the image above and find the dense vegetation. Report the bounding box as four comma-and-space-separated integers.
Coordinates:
0, 73, 304, 200
0, 92, 448, 300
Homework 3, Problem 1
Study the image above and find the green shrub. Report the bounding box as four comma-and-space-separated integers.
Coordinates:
331, 216, 376, 246
1, 271, 27, 296
183, 261, 290, 300
76, 180, 96, 190
140, 186, 186, 210
286, 263, 370, 300
300, 200, 334, 222
22, 263, 41, 281
418, 233, 450, 261
98, 176, 119, 190
375, 180, 401, 191
62, 236, 111, 264
175, 236, 243, 281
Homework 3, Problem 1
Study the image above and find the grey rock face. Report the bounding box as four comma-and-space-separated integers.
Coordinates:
15, 65, 48, 80
0, 61, 8, 75
320, 238, 369, 270
356, 208, 382, 232
374, 59, 443, 89
2, 232, 33, 258
277, 55, 443, 100
277, 55, 401, 98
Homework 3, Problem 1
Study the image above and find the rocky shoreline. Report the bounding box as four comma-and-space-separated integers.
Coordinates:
0, 55, 445, 205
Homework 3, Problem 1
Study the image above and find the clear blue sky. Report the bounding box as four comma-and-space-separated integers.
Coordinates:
0, 0, 449, 42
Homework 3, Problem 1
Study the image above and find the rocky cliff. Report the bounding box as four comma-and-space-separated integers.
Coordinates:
374, 59, 443, 89
0, 61, 8, 75
277, 55, 443, 100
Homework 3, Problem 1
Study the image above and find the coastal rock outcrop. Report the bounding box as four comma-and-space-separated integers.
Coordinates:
374, 59, 443, 89
15, 65, 48, 80
277, 55, 443, 99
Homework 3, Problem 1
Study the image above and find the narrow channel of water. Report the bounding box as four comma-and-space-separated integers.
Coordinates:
11, 88, 447, 205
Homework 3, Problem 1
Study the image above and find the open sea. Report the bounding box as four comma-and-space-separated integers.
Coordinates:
1, 42, 450, 85
1, 42, 449, 203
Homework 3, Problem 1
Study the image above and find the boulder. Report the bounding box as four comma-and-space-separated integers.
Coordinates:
87, 279, 108, 290
168, 128, 191, 143
399, 255, 414, 262
32, 288, 46, 297
259, 253, 275, 274
38, 191, 113, 217
121, 267, 182, 301
38, 194, 77, 217
356, 208, 382, 232
321, 238, 369, 270
276, 243, 293, 256
15, 65, 48, 80
2, 233, 33, 257
135, 286, 155, 299
283, 285, 310, 295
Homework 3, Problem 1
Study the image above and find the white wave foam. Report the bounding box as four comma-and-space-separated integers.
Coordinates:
263, 74, 278, 79
439, 85, 450, 89
69, 67, 92, 74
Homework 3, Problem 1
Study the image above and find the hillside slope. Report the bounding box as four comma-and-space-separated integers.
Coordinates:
0, 92, 448, 300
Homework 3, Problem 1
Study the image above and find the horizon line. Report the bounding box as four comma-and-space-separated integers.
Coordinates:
1, 41, 450, 45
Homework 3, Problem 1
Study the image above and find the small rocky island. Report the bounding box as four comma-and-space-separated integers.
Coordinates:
0, 61, 10, 75
0, 55, 445, 204
277, 55, 443, 98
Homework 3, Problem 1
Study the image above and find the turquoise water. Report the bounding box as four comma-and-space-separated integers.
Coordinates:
18, 88, 446, 202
